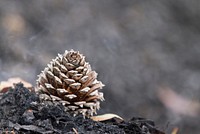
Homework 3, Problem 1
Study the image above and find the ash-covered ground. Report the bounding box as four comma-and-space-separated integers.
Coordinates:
0, 83, 164, 134
0, 0, 200, 133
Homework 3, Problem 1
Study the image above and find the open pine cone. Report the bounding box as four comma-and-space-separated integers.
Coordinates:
36, 50, 104, 117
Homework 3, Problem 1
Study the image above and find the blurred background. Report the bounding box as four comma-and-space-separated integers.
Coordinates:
0, 0, 200, 133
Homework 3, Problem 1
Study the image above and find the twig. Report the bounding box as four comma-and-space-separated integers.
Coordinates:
72, 128, 78, 134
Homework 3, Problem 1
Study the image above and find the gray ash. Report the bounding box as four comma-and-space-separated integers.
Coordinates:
0, 83, 164, 134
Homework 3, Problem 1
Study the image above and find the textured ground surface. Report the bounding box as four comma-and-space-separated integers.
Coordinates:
0, 0, 200, 133
0, 83, 164, 134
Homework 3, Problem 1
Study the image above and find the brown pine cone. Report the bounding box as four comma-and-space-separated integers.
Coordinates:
36, 50, 104, 117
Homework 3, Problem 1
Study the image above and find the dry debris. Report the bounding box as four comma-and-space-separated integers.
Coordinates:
158, 86, 200, 117
91, 113, 123, 122
0, 77, 32, 93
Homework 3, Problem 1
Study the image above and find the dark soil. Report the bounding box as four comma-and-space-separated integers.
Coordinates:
0, 83, 164, 134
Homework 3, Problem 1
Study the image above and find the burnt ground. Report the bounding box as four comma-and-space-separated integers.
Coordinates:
0, 83, 164, 134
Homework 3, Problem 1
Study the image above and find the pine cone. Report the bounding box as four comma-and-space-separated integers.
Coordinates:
36, 50, 104, 117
